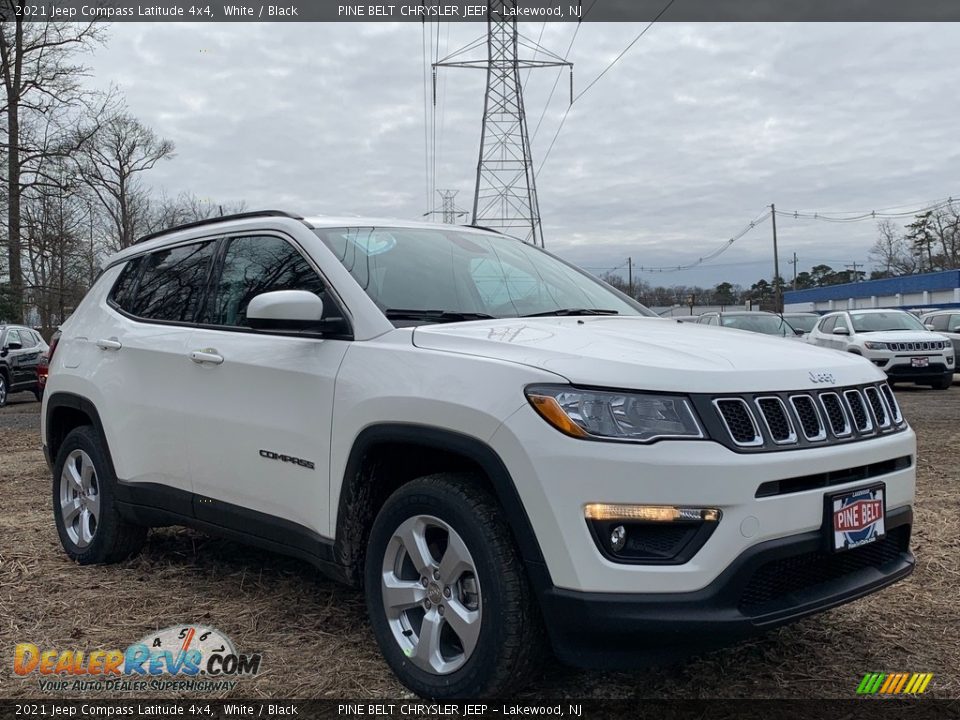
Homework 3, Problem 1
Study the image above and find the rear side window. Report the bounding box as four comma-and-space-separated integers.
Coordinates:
201, 235, 327, 328
109, 258, 144, 314
129, 241, 217, 322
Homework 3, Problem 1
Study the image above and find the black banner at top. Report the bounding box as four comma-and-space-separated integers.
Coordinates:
3, 0, 960, 23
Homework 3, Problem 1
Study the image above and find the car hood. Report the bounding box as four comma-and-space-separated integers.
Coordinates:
858, 330, 950, 344
413, 316, 884, 393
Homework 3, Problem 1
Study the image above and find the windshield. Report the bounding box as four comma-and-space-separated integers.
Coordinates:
315, 227, 654, 323
720, 314, 794, 336
850, 311, 926, 333
784, 315, 818, 332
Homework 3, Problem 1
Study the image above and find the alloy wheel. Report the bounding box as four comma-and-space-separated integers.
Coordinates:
381, 514, 482, 675
59, 449, 101, 548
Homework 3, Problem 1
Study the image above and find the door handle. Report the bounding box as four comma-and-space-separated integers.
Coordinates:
96, 338, 122, 351
190, 349, 224, 365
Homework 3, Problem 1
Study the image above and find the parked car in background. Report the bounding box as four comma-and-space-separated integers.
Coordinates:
36, 330, 61, 398
781, 312, 820, 339
697, 310, 797, 338
806, 309, 954, 389
920, 310, 960, 375
0, 324, 49, 407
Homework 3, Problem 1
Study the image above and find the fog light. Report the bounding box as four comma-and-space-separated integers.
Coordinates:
610, 525, 627, 552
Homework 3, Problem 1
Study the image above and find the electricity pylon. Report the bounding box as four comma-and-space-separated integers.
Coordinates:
434, 1, 572, 246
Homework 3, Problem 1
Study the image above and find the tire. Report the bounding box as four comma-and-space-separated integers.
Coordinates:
930, 375, 953, 390
52, 426, 147, 564
0, 372, 8, 408
365, 473, 545, 699
33, 388, 43, 403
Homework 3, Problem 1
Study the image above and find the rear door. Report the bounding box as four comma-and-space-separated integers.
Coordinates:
93, 239, 219, 497
182, 233, 350, 543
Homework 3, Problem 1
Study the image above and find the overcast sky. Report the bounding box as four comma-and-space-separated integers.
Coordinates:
85, 21, 960, 288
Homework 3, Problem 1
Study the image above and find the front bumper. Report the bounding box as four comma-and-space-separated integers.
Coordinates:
538, 507, 914, 668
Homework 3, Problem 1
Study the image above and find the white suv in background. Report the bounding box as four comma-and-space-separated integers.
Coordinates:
43, 211, 915, 698
807, 309, 954, 389
920, 310, 960, 377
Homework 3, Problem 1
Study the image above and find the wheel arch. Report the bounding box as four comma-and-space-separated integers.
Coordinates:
45, 393, 116, 478
333, 424, 548, 588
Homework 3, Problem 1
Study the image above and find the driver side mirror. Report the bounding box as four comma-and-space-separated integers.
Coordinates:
3, 340, 22, 352
924, 323, 935, 331
832, 327, 850, 336
793, 328, 804, 336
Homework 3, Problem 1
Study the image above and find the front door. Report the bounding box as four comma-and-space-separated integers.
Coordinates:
183, 234, 349, 548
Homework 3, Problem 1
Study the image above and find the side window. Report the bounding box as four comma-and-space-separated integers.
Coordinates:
835, 315, 850, 332
202, 235, 328, 329
949, 315, 960, 333
6, 328, 22, 347
129, 241, 218, 322
20, 330, 38, 348
109, 258, 144, 314
819, 315, 836, 334
928, 315, 948, 331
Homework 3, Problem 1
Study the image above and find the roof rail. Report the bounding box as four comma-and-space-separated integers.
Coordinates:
462, 223, 507, 235
134, 210, 305, 245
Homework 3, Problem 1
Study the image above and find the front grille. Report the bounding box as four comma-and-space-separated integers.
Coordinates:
698, 382, 904, 452
864, 386, 890, 428
889, 341, 945, 352
714, 399, 761, 446
790, 395, 826, 441
819, 392, 851, 437
739, 526, 910, 615
755, 455, 912, 498
755, 397, 794, 443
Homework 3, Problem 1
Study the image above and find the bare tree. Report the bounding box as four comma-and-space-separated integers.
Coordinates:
869, 219, 919, 277
79, 112, 174, 251
144, 191, 247, 234
1, 9, 106, 320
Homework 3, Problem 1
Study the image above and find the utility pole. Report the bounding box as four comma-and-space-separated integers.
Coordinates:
627, 257, 633, 297
434, 2, 572, 246
788, 252, 798, 290
770, 204, 782, 312
423, 189, 468, 224
845, 261, 863, 282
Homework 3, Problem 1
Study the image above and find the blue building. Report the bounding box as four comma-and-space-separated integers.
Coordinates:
784, 269, 960, 313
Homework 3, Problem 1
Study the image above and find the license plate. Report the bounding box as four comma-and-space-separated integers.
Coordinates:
829, 485, 885, 552
911, 357, 929, 368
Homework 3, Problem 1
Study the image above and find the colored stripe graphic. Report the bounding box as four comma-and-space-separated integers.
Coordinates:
857, 672, 933, 694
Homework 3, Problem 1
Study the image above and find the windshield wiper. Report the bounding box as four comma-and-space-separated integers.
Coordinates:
521, 308, 620, 317
384, 309, 496, 323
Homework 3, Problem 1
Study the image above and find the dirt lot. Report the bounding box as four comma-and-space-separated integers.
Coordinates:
1, 385, 958, 699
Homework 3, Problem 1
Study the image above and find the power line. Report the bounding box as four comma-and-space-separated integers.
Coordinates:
535, 0, 676, 178
774, 196, 956, 223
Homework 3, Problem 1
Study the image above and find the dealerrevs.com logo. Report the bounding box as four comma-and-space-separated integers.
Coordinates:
13, 625, 262, 693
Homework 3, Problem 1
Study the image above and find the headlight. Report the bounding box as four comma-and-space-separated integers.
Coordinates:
525, 385, 705, 442
864, 341, 888, 350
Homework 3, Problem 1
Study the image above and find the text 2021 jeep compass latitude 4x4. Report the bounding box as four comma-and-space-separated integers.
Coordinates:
42, 211, 915, 698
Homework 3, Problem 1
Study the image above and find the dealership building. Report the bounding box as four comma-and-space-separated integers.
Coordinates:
783, 269, 960, 313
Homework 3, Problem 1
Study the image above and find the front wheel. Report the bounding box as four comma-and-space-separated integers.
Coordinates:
365, 474, 544, 698
930, 374, 954, 390
0, 373, 8, 408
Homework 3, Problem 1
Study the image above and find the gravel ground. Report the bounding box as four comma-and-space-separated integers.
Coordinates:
1, 385, 958, 699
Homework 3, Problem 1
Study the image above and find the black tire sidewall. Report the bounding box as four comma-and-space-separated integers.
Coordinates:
52, 426, 124, 564
365, 479, 519, 698
0, 373, 7, 407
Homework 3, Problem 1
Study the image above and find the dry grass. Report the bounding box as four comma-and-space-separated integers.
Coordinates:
1, 386, 957, 699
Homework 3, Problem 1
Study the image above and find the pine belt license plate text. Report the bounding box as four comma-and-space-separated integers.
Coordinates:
830, 485, 885, 552
911, 357, 929, 368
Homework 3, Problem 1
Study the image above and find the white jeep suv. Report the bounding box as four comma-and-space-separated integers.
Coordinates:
43, 211, 916, 698
806, 309, 954, 389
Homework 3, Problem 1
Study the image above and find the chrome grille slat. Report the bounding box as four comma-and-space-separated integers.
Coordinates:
843, 389, 874, 434
863, 386, 891, 429
819, 392, 851, 437
754, 397, 797, 445
789, 395, 827, 441
880, 384, 903, 425
713, 398, 763, 447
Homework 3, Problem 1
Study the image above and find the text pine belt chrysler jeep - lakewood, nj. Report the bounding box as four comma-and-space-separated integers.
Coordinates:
41, 211, 916, 698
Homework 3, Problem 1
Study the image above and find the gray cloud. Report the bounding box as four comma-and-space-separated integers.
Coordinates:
86, 22, 960, 286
